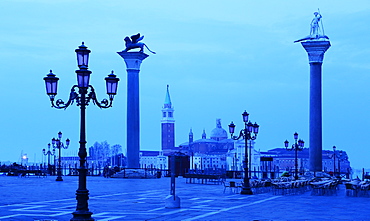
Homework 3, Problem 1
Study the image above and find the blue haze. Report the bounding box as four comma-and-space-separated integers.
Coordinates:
0, 1, 369, 169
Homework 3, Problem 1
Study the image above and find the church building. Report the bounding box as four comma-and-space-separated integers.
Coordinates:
179, 119, 234, 155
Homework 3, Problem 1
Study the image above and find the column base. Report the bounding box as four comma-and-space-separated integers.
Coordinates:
165, 195, 181, 208
240, 188, 253, 195
71, 211, 94, 221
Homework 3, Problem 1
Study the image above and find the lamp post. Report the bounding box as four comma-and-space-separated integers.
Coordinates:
52, 131, 70, 181
332, 147, 345, 178
42, 143, 55, 175
43, 42, 119, 221
233, 153, 236, 171
228, 110, 259, 195
338, 150, 343, 177
249, 140, 252, 178
333, 145, 337, 176
191, 151, 194, 170
284, 132, 305, 180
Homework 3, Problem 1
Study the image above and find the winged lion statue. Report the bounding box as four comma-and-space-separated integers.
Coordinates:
122, 33, 156, 54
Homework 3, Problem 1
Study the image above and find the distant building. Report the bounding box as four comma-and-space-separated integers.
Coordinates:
140, 151, 167, 170
260, 148, 351, 176
191, 153, 227, 170
61, 153, 126, 169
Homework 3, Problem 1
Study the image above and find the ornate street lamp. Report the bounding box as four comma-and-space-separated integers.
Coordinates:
44, 42, 119, 221
284, 132, 305, 180
228, 110, 259, 195
42, 143, 55, 175
51, 131, 70, 181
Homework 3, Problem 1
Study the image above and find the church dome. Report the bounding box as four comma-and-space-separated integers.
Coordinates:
210, 119, 228, 141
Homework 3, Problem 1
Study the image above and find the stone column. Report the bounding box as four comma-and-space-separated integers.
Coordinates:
301, 41, 330, 172
117, 52, 149, 168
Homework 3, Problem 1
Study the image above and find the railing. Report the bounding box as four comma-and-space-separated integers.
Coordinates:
271, 179, 312, 195
310, 179, 339, 196
183, 172, 225, 185
345, 180, 370, 197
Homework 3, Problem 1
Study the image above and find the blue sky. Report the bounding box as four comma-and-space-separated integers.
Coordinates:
1, 0, 370, 169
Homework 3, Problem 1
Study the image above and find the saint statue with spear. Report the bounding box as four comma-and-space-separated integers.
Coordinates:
294, 9, 329, 43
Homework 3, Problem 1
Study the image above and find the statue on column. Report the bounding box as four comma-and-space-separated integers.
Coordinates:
310, 12, 322, 38
122, 33, 156, 54
294, 11, 329, 43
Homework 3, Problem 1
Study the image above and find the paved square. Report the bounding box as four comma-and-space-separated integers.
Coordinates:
0, 176, 369, 220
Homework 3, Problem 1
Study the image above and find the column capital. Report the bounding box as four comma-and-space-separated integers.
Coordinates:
301, 41, 331, 63
117, 51, 149, 70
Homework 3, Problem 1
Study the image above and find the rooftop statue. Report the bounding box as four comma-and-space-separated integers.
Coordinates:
122, 33, 156, 54
216, 119, 222, 128
294, 11, 329, 43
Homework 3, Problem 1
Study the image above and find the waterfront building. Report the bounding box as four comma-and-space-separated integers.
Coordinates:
139, 151, 167, 170
260, 148, 351, 177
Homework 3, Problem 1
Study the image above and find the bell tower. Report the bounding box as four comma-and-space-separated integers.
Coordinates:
161, 85, 175, 151
189, 128, 193, 143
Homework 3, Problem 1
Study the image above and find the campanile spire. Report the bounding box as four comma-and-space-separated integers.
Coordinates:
161, 85, 175, 151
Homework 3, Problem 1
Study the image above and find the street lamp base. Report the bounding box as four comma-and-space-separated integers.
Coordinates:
56, 177, 63, 181
240, 188, 253, 195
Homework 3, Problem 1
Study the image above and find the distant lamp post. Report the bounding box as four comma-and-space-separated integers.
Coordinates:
52, 131, 70, 181
332, 146, 345, 178
333, 145, 337, 176
338, 150, 343, 177
42, 143, 56, 175
284, 132, 305, 180
228, 110, 259, 195
233, 153, 236, 171
44, 42, 119, 221
249, 140, 253, 178
21, 154, 28, 166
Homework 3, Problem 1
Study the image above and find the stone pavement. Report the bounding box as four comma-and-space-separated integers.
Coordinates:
0, 176, 369, 220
